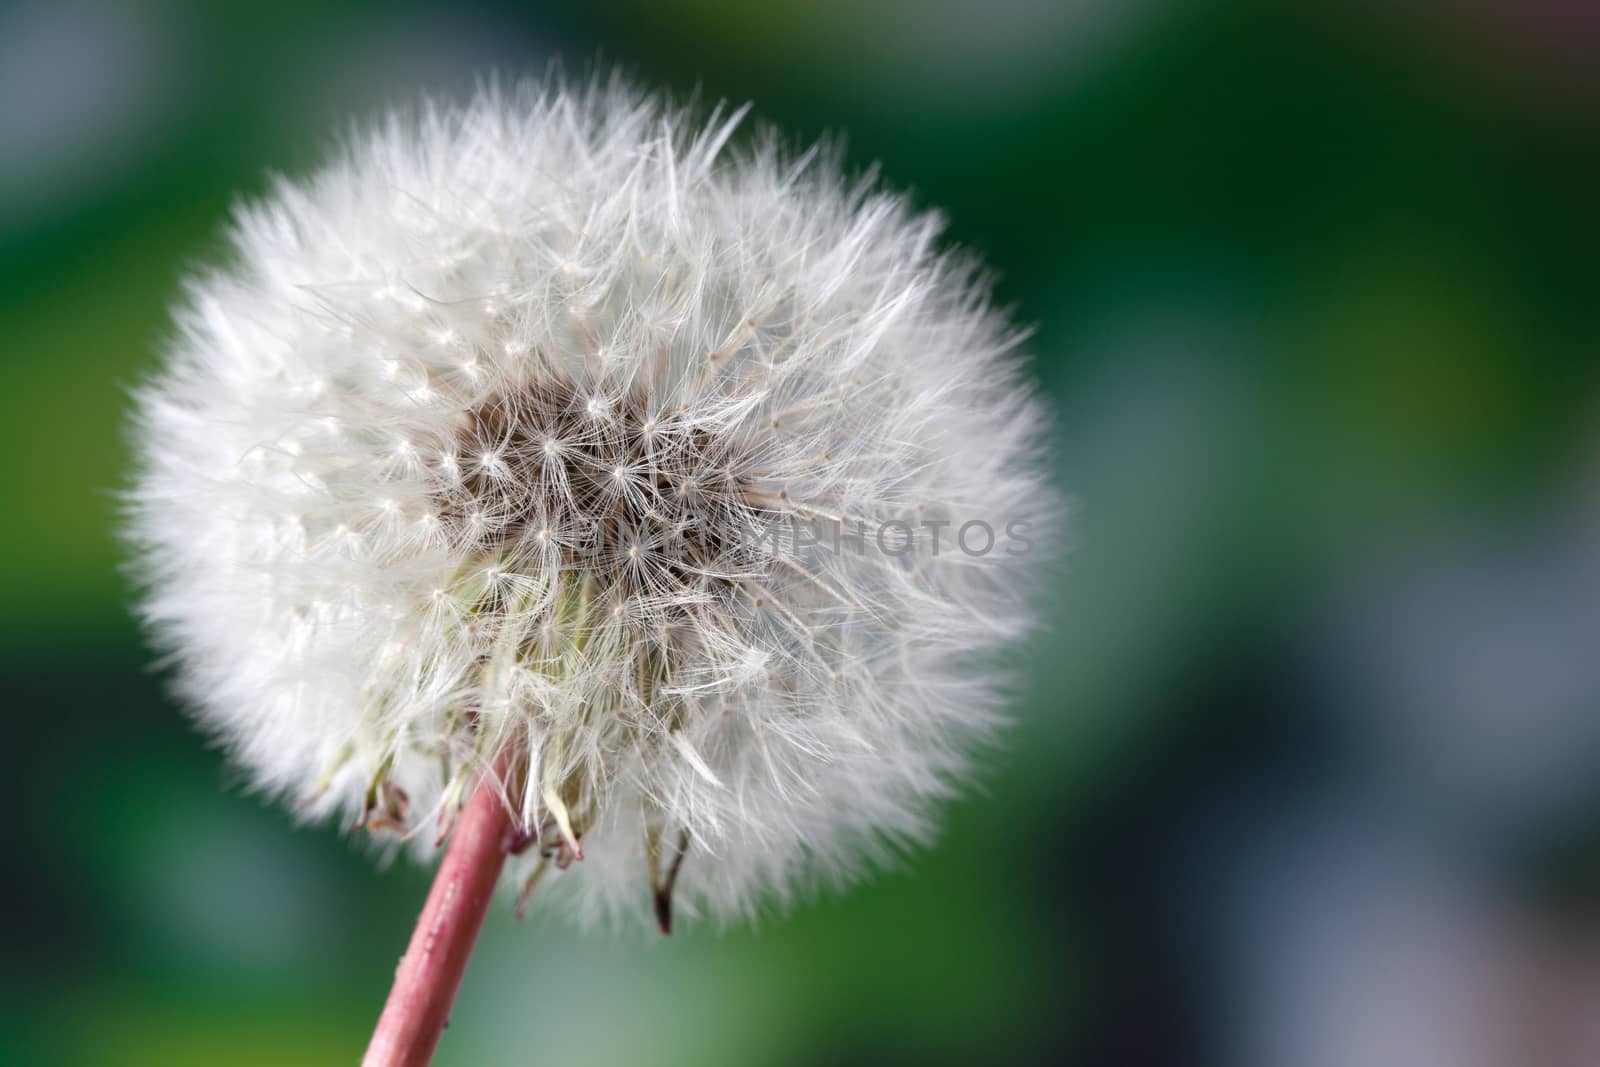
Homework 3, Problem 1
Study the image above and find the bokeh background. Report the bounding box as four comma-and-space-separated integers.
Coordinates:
5, 2, 1600, 1064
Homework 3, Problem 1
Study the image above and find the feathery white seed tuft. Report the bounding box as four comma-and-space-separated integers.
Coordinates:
125, 74, 1057, 928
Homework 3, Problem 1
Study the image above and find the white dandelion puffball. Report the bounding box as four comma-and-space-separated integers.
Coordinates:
128, 76, 1055, 927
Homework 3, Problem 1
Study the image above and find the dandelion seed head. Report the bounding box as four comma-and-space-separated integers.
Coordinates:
125, 74, 1057, 928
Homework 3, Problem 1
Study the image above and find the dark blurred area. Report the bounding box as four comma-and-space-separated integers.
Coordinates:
4, 2, 1599, 1064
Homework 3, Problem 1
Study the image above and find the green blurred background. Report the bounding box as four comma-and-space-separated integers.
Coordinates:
5, 2, 1600, 1064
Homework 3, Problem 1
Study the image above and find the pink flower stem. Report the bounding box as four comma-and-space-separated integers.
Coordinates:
362, 767, 515, 1067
